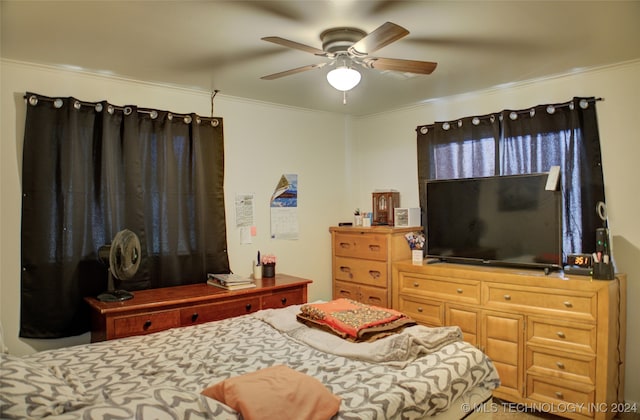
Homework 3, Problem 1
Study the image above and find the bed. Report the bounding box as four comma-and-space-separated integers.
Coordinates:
1, 302, 500, 419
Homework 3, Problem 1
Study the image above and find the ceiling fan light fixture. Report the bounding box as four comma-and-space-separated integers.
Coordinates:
326, 66, 361, 91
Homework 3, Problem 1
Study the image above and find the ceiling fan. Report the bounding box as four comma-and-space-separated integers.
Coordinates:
260, 22, 437, 92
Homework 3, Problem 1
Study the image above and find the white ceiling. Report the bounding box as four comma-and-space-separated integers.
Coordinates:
2, 1, 639, 116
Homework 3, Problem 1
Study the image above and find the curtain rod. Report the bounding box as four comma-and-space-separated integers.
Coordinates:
24, 93, 221, 125
416, 97, 604, 132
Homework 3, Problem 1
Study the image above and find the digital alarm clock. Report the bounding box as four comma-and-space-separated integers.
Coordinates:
564, 253, 593, 275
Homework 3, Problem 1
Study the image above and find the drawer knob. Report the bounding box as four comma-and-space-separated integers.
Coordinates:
563, 301, 573, 308
368, 245, 381, 252
417, 307, 423, 312
143, 320, 152, 330
368, 270, 381, 279
456, 288, 463, 294
245, 303, 252, 311
280, 297, 287, 305
556, 331, 566, 339
555, 391, 564, 399
413, 282, 420, 288
191, 313, 199, 322
339, 242, 351, 249
503, 294, 511, 301
556, 361, 565, 369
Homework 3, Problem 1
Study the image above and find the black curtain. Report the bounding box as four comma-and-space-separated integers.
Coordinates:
416, 97, 606, 259
499, 99, 606, 255
20, 93, 230, 338
416, 113, 501, 233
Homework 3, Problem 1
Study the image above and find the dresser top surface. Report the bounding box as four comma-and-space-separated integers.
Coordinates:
85, 274, 312, 314
330, 226, 422, 234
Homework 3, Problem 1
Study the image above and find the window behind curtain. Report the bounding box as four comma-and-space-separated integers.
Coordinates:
20, 93, 230, 338
416, 97, 606, 262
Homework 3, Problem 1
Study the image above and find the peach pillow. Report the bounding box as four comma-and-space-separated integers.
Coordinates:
201, 365, 341, 420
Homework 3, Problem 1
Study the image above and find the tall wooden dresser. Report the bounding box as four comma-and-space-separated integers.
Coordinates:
392, 261, 627, 420
329, 226, 421, 308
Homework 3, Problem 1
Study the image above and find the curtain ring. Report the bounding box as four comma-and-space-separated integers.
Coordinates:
167, 112, 173, 120
419, 126, 428, 134
457, 120, 463, 128
73, 101, 81, 110
183, 115, 192, 124
150, 110, 158, 119
54, 98, 64, 108
123, 107, 133, 116
211, 119, 220, 127
28, 95, 38, 106
579, 99, 589, 109
195, 116, 201, 125
107, 105, 115, 114
442, 122, 450, 130
546, 105, 556, 114
95, 103, 103, 112
472, 117, 480, 126
509, 111, 518, 120
529, 109, 535, 117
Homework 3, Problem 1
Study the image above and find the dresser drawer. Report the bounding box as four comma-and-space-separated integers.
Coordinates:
334, 256, 387, 287
334, 280, 359, 301
446, 305, 479, 346
358, 284, 388, 307
527, 317, 596, 354
262, 288, 305, 309
527, 346, 595, 384
334, 232, 388, 261
398, 273, 480, 304
113, 309, 180, 338
180, 297, 260, 326
333, 281, 388, 307
396, 296, 443, 326
484, 283, 596, 321
527, 375, 595, 416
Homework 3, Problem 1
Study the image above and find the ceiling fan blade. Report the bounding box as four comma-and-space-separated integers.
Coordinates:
234, 1, 306, 22
363, 57, 438, 74
260, 63, 326, 80
349, 22, 409, 55
261, 36, 327, 56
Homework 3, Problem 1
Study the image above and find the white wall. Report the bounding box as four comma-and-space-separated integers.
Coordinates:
351, 60, 640, 404
0, 60, 349, 356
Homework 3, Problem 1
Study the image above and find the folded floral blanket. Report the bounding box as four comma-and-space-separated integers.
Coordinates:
298, 298, 415, 341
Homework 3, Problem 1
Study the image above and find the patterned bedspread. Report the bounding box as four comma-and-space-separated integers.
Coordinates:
1, 304, 500, 419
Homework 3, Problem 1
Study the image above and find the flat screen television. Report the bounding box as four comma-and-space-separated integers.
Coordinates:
424, 173, 562, 271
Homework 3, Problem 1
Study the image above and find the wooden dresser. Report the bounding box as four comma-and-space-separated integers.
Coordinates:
392, 261, 626, 420
85, 274, 311, 342
330, 226, 420, 308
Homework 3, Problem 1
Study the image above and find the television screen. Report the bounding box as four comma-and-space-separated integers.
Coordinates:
424, 173, 562, 270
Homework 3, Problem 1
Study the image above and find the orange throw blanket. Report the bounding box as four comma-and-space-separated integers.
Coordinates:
298, 299, 414, 341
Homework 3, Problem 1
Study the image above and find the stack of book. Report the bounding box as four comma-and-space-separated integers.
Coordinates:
207, 273, 256, 290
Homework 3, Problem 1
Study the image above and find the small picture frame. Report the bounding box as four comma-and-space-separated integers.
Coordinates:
412, 249, 423, 265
